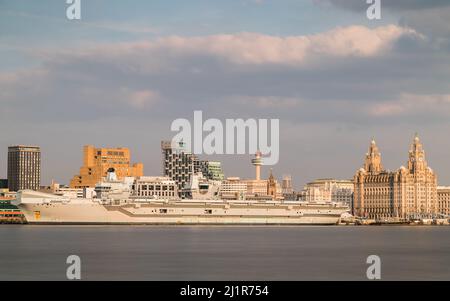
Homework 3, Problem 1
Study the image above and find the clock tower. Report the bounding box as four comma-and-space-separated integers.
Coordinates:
408, 133, 427, 174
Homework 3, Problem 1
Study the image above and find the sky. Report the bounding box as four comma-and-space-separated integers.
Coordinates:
1, 0, 450, 189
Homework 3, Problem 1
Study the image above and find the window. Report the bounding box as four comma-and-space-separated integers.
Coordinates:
159, 209, 168, 214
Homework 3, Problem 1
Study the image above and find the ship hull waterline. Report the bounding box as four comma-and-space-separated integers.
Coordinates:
17, 203, 345, 225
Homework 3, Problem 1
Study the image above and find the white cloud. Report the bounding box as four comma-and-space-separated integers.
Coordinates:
127, 89, 160, 108
70, 25, 420, 67
229, 95, 301, 108
369, 93, 450, 117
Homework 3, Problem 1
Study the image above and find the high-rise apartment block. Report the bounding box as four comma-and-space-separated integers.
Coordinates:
199, 161, 225, 181
70, 145, 143, 188
161, 141, 199, 195
354, 135, 438, 220
7, 145, 41, 191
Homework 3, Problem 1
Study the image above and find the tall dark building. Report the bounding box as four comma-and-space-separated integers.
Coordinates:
7, 145, 41, 191
0, 179, 8, 189
161, 140, 199, 196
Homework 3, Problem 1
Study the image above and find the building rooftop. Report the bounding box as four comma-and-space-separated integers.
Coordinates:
8, 145, 40, 149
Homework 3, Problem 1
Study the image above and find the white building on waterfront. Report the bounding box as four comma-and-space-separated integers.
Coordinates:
219, 177, 248, 200
299, 178, 353, 207
133, 176, 178, 199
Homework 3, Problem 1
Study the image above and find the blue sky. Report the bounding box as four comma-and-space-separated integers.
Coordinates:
1, 0, 450, 188
0, 0, 398, 70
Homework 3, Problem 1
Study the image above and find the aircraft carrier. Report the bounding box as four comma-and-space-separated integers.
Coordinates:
13, 169, 348, 225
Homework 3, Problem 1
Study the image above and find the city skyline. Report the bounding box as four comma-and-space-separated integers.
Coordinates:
1, 1, 450, 188
1, 133, 448, 191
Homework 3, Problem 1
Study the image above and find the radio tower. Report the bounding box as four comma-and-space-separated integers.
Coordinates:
251, 151, 262, 180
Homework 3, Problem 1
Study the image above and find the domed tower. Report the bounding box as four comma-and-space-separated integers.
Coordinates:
407, 133, 427, 174
364, 139, 384, 173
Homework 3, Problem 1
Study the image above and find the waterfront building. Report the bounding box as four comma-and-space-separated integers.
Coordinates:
353, 135, 438, 220
245, 179, 269, 196
281, 175, 293, 194
244, 152, 282, 199
437, 186, 450, 217
161, 140, 200, 197
281, 175, 297, 200
7, 145, 41, 191
219, 177, 248, 200
199, 161, 225, 181
299, 178, 353, 207
132, 176, 178, 199
0, 179, 7, 189
267, 169, 283, 200
70, 145, 143, 189
0, 197, 24, 224
218, 153, 283, 200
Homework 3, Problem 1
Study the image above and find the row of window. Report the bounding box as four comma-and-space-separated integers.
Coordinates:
135, 191, 176, 197
135, 185, 175, 191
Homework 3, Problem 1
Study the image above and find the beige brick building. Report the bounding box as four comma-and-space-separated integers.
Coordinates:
70, 145, 143, 188
354, 135, 438, 220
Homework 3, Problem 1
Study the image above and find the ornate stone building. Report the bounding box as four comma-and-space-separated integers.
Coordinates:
354, 135, 438, 220
437, 186, 450, 217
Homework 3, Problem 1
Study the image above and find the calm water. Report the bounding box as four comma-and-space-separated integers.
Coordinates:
0, 225, 449, 280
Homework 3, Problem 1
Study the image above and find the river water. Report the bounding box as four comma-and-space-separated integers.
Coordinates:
0, 225, 449, 280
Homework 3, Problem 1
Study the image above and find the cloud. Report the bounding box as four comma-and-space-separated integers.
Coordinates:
399, 6, 450, 38
127, 89, 160, 108
1, 21, 450, 186
369, 93, 450, 117
72, 25, 418, 66
0, 24, 446, 126
79, 21, 159, 35
313, 0, 450, 12
314, 0, 450, 39
230, 96, 301, 108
